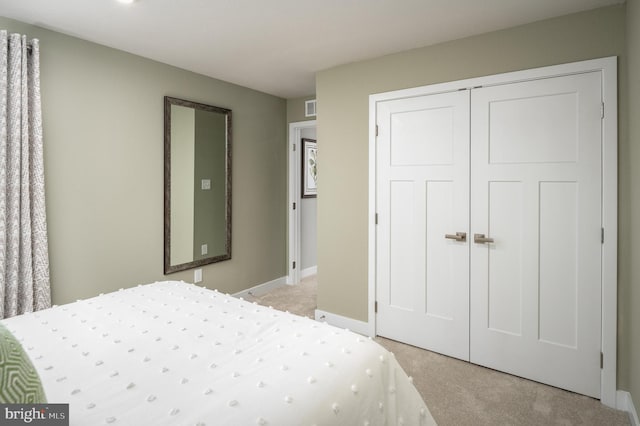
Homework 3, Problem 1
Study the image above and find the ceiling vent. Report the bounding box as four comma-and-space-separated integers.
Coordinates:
305, 99, 317, 117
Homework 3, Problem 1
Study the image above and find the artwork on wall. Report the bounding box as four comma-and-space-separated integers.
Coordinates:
302, 138, 317, 198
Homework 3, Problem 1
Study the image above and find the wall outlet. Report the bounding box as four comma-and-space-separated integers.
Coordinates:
201, 179, 211, 190
201, 244, 208, 255
194, 269, 202, 283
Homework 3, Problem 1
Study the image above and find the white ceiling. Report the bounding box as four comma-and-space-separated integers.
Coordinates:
0, 0, 624, 98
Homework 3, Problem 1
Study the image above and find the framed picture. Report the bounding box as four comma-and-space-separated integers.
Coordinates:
301, 138, 317, 198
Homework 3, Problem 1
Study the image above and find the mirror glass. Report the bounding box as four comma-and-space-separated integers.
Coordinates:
164, 96, 231, 274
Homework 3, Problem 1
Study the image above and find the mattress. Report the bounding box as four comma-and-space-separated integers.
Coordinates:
1, 281, 436, 425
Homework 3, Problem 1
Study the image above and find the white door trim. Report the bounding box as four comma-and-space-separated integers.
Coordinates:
288, 120, 317, 285
368, 56, 617, 406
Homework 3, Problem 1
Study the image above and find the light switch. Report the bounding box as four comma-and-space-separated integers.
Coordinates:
194, 269, 202, 283
201, 179, 211, 190
201, 244, 208, 255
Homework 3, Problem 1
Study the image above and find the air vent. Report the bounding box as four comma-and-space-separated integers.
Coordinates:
305, 99, 317, 117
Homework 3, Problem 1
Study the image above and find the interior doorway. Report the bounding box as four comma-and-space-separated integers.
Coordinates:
288, 120, 317, 285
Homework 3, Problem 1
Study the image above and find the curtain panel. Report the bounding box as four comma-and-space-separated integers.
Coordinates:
0, 30, 51, 318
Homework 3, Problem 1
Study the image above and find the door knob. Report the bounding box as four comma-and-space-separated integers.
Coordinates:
444, 232, 467, 242
474, 233, 494, 244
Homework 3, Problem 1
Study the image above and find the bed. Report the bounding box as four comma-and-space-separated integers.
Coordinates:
1, 280, 436, 425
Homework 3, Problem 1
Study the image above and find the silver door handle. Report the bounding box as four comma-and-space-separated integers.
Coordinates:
445, 232, 467, 242
474, 233, 494, 244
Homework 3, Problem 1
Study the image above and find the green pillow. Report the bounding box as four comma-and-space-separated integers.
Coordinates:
0, 322, 47, 403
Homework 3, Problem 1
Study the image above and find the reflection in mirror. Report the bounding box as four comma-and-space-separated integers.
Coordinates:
164, 96, 231, 274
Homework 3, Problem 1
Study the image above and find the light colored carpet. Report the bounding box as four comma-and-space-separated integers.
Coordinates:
246, 276, 630, 426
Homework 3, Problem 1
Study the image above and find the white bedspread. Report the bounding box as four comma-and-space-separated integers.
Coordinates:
2, 281, 436, 425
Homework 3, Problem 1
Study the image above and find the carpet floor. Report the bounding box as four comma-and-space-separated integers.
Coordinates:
245, 276, 630, 426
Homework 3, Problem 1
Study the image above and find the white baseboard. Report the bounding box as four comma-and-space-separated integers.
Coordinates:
315, 309, 374, 337
233, 276, 287, 299
301, 266, 317, 279
618, 391, 639, 426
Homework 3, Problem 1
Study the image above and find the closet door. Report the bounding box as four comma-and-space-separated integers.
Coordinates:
469, 72, 602, 397
376, 91, 470, 361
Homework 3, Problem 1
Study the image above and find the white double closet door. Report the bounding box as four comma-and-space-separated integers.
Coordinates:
376, 71, 603, 398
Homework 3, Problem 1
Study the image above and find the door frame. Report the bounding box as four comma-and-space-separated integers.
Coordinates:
288, 119, 317, 285
368, 56, 618, 406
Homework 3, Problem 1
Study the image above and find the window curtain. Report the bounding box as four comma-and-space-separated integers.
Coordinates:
0, 30, 51, 319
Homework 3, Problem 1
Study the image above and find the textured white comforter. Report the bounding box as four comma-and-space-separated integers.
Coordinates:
2, 281, 436, 425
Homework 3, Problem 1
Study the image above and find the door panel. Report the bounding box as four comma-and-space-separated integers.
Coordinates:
470, 72, 602, 397
389, 180, 418, 310
377, 91, 470, 361
390, 107, 455, 166
539, 181, 578, 348
487, 181, 524, 336
425, 181, 455, 320
488, 92, 578, 164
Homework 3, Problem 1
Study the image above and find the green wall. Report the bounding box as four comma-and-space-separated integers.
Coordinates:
0, 16, 287, 304
316, 4, 632, 392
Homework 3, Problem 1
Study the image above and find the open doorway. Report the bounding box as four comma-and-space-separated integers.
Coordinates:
288, 120, 317, 285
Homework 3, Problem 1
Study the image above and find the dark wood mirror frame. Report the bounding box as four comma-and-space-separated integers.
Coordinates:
164, 96, 232, 274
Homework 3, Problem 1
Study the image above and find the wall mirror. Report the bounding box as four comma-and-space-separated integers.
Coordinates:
164, 96, 232, 274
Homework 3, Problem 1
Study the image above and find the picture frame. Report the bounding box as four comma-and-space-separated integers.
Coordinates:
301, 138, 317, 198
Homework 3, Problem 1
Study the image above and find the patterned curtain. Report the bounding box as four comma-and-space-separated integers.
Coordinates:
0, 30, 51, 319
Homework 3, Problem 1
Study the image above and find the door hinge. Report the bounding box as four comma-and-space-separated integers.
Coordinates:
293, 144, 296, 151
293, 202, 296, 210
375, 301, 378, 313
375, 213, 378, 225
601, 227, 604, 244
601, 102, 605, 119
375, 125, 379, 137
600, 352, 604, 369
292, 261, 296, 270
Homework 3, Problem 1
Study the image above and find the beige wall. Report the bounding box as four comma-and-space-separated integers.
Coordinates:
625, 0, 640, 408
0, 16, 287, 304
316, 4, 632, 388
